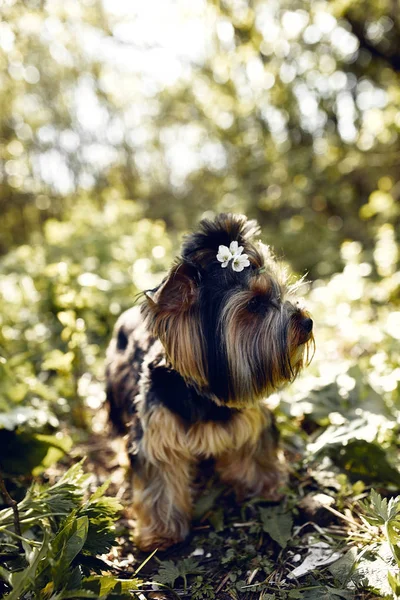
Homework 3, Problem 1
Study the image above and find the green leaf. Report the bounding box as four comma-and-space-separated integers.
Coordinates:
0, 565, 12, 585
155, 560, 183, 587
66, 565, 84, 591
193, 484, 225, 520
388, 570, 400, 596
351, 542, 395, 597
42, 349, 75, 373
360, 490, 400, 533
87, 479, 111, 502
78, 492, 122, 555
0, 430, 72, 476
60, 516, 89, 564
81, 575, 140, 596
52, 515, 89, 590
259, 506, 293, 549
330, 440, 400, 486
8, 529, 50, 600
156, 558, 203, 588
209, 506, 225, 532
328, 548, 358, 585
31, 433, 73, 475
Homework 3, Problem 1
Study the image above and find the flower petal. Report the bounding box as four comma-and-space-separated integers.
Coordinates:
217, 245, 232, 263
229, 241, 239, 254
232, 262, 244, 272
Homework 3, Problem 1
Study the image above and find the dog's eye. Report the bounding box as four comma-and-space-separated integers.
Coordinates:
247, 295, 270, 314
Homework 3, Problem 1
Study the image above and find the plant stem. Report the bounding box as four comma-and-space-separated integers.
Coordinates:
0, 512, 69, 530
0, 528, 41, 546
0, 471, 22, 552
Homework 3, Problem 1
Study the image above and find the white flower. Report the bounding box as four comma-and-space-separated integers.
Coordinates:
229, 241, 243, 256
232, 253, 250, 272
216, 240, 251, 271
216, 244, 233, 267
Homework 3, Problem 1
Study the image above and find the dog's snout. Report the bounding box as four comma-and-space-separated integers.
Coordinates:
301, 317, 313, 333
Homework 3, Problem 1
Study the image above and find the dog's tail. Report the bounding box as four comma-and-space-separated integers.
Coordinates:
105, 306, 147, 434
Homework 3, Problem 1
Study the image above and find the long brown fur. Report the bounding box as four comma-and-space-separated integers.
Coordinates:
106, 214, 314, 551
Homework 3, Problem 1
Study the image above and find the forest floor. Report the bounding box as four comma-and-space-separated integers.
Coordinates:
63, 406, 383, 600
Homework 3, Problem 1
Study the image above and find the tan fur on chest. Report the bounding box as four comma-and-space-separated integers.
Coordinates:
141, 404, 271, 463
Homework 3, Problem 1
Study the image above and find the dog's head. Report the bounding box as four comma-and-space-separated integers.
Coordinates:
142, 213, 314, 407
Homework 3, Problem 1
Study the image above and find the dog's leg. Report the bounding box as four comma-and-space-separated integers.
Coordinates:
215, 420, 288, 501
132, 452, 193, 551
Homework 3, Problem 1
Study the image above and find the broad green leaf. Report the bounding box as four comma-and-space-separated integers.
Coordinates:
156, 558, 203, 588
82, 575, 140, 596
62, 516, 89, 564
259, 506, 293, 549
352, 542, 395, 597
330, 440, 400, 486
0, 430, 72, 476
52, 516, 89, 590
155, 560, 185, 587
78, 494, 122, 555
328, 548, 358, 585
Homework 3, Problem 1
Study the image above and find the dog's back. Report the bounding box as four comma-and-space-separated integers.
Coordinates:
105, 306, 154, 433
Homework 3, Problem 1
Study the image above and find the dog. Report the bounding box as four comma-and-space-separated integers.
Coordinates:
105, 213, 314, 551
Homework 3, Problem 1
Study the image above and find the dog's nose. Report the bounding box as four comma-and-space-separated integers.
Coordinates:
301, 317, 313, 333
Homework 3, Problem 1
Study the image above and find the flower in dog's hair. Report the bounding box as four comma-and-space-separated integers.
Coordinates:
232, 251, 250, 272
216, 244, 233, 267
229, 241, 241, 255
217, 241, 250, 271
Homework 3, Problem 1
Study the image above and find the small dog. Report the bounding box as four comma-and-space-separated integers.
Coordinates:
106, 214, 313, 551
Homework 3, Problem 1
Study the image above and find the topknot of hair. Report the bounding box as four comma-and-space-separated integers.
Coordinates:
181, 213, 263, 270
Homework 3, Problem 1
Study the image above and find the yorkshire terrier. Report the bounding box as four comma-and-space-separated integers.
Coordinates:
105, 214, 314, 551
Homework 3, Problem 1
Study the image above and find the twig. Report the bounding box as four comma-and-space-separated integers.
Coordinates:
215, 572, 231, 594
247, 568, 259, 584
0, 472, 23, 552
233, 521, 256, 528
323, 504, 360, 528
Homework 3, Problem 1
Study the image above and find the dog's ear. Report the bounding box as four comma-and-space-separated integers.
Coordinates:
142, 262, 207, 387
144, 262, 200, 313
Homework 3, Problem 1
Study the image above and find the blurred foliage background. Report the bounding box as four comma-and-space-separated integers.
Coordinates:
1, 0, 400, 598
1, 0, 399, 277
